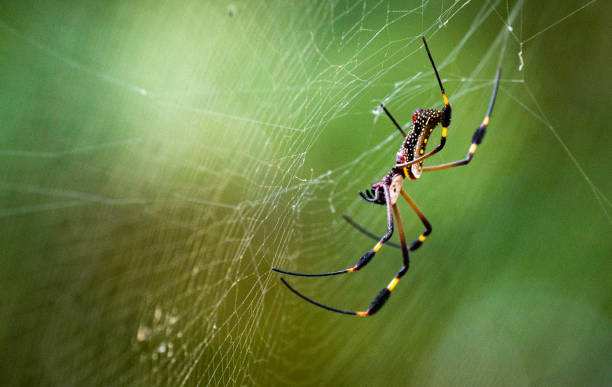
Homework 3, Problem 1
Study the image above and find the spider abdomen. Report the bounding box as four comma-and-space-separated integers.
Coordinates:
401, 108, 442, 179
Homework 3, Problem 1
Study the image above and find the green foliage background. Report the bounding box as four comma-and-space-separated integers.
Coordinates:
1, 0, 610, 385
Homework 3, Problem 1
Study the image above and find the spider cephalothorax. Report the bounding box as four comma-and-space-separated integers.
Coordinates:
272, 36, 501, 317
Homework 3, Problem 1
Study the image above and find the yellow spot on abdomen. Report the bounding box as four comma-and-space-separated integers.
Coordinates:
442, 127, 447, 138
418, 235, 426, 242
357, 311, 368, 317
469, 143, 478, 154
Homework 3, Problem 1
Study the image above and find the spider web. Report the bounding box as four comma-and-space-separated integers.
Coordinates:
1, 0, 610, 386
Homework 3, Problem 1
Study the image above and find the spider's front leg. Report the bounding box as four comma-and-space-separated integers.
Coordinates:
423, 68, 501, 172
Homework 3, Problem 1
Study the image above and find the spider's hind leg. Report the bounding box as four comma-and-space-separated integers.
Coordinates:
276, 200, 409, 317
344, 189, 432, 252
272, 185, 393, 277
399, 189, 432, 252
342, 214, 401, 249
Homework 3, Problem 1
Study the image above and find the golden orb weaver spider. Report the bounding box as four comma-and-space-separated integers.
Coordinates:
272, 36, 501, 317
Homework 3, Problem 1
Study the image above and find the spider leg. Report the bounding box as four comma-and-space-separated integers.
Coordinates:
343, 190, 431, 252
278, 278, 362, 315
380, 104, 407, 137
341, 214, 401, 249
278, 203, 410, 317
272, 185, 393, 277
359, 188, 374, 202
359, 187, 385, 205
393, 36, 452, 170
399, 189, 432, 251
423, 68, 501, 172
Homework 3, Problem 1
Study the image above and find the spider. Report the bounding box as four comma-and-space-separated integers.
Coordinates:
272, 36, 501, 317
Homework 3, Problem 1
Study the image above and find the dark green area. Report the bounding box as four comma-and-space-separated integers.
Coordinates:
0, 0, 610, 386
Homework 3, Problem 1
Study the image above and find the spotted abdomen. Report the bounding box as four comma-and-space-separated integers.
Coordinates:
400, 108, 442, 179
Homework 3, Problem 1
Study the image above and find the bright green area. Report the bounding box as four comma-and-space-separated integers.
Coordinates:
0, 1, 610, 386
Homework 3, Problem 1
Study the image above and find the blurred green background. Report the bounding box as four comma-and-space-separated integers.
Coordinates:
1, 0, 610, 386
